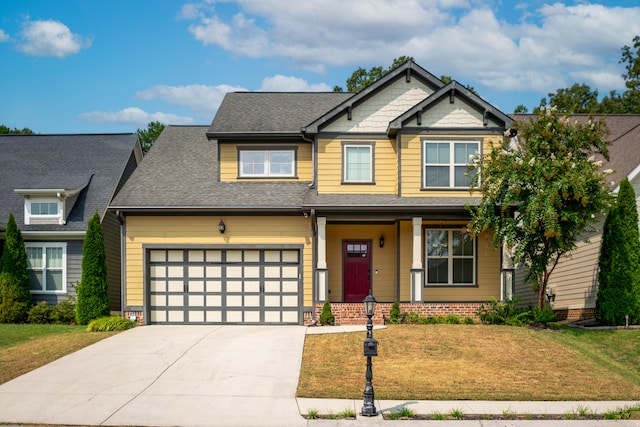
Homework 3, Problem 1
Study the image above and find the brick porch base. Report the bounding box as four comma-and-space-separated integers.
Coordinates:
308, 302, 483, 326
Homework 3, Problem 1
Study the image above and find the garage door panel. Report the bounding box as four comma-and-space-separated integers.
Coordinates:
148, 248, 301, 325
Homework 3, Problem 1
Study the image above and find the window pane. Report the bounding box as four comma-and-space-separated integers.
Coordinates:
46, 271, 64, 291
29, 270, 43, 291
241, 151, 265, 176
269, 151, 293, 176
426, 143, 449, 164
452, 231, 473, 256
425, 166, 449, 187
454, 143, 477, 164
345, 146, 371, 182
26, 247, 43, 269
453, 259, 474, 283
428, 259, 448, 283
46, 247, 63, 268
427, 231, 448, 256
454, 166, 472, 187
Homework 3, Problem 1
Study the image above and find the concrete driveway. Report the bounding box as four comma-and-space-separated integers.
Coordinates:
0, 325, 308, 427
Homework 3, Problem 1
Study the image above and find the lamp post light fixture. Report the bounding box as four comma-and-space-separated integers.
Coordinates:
361, 288, 378, 417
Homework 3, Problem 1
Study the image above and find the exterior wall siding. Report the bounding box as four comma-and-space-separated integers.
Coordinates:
406, 100, 502, 128
219, 142, 312, 182
316, 137, 397, 194
124, 215, 313, 308
324, 79, 434, 133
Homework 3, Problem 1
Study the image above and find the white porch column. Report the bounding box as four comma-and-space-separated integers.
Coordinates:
411, 217, 424, 303
316, 217, 328, 302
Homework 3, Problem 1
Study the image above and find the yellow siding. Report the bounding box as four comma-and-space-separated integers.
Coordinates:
317, 138, 397, 194
125, 216, 313, 306
399, 134, 500, 197
326, 224, 397, 302
219, 143, 312, 182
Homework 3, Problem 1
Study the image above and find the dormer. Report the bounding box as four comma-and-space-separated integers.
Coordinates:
14, 175, 92, 225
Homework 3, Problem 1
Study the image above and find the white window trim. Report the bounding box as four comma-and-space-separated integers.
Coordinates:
423, 140, 479, 189
238, 149, 296, 178
424, 229, 475, 286
24, 242, 67, 293
342, 142, 374, 184
24, 198, 64, 225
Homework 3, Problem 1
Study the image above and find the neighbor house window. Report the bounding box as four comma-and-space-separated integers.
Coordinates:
25, 242, 67, 293
423, 140, 479, 188
25, 198, 63, 225
239, 149, 295, 177
343, 142, 374, 183
425, 229, 475, 285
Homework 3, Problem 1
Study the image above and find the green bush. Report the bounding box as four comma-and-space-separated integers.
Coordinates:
477, 297, 531, 326
27, 301, 54, 324
0, 273, 30, 323
52, 297, 76, 324
318, 300, 335, 325
388, 300, 402, 324
76, 212, 110, 325
87, 316, 134, 332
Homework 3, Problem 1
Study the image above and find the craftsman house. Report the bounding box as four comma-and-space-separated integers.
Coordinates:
0, 134, 143, 310
110, 61, 514, 325
513, 114, 640, 320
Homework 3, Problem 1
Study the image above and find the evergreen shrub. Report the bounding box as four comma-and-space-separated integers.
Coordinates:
318, 301, 335, 325
87, 316, 134, 332
0, 273, 30, 323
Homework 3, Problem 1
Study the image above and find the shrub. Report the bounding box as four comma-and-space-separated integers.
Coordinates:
28, 301, 54, 324
318, 300, 335, 325
0, 273, 30, 323
76, 212, 110, 325
388, 300, 402, 324
0, 214, 32, 317
52, 297, 76, 324
87, 315, 134, 332
477, 297, 530, 326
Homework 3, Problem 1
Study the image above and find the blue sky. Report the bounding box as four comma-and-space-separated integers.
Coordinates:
1, 0, 639, 134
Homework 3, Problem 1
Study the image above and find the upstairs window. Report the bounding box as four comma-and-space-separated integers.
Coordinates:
25, 242, 67, 293
239, 149, 295, 178
425, 229, 475, 285
25, 198, 63, 225
423, 140, 479, 188
343, 143, 374, 183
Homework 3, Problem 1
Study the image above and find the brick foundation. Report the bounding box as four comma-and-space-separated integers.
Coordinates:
552, 307, 596, 321
309, 302, 483, 326
123, 310, 145, 325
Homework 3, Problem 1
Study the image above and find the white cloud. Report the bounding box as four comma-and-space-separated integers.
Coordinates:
136, 84, 246, 118
183, 0, 640, 97
259, 75, 331, 92
17, 19, 91, 57
0, 29, 9, 42
78, 107, 195, 127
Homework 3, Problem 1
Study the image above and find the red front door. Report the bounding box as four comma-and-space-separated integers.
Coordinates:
343, 241, 371, 302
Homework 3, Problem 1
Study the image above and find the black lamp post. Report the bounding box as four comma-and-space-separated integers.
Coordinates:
361, 288, 378, 417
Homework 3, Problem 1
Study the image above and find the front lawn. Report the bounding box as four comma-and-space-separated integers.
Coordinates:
297, 324, 640, 400
0, 324, 118, 384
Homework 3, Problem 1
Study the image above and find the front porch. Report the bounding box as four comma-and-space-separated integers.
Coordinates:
306, 302, 483, 326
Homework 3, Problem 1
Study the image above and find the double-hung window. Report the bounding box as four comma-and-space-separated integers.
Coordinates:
239, 148, 295, 178
425, 229, 475, 285
25, 198, 63, 225
343, 142, 374, 183
423, 140, 479, 188
25, 242, 67, 293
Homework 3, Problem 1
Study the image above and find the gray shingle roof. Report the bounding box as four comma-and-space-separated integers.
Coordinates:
208, 92, 353, 135
0, 133, 139, 231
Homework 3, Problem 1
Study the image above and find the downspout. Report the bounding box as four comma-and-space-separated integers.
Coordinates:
300, 130, 316, 189
310, 208, 317, 323
116, 211, 126, 319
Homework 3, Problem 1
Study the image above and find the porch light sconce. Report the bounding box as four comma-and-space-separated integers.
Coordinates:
379, 235, 385, 248
218, 219, 226, 234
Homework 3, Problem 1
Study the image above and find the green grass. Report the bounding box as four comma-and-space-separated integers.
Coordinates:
0, 324, 119, 384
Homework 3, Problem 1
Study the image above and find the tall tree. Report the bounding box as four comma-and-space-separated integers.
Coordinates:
537, 84, 600, 114
136, 121, 165, 153
468, 107, 612, 308
75, 211, 110, 325
596, 178, 640, 325
334, 56, 414, 92
0, 214, 31, 322
0, 125, 35, 134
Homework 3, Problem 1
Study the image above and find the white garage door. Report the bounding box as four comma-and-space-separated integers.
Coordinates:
147, 248, 301, 324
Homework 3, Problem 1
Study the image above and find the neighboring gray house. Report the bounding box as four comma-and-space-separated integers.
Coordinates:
512, 115, 640, 320
0, 134, 143, 310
